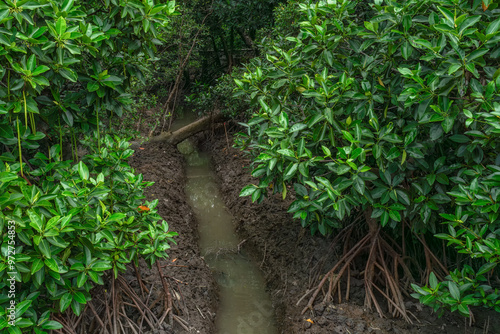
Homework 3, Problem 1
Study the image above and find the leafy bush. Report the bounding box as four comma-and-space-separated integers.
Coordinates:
235, 0, 500, 317
0, 1, 178, 332
0, 0, 176, 153
0, 135, 177, 333
186, 73, 249, 118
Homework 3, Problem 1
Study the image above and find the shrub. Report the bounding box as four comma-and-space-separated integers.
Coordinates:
0, 135, 177, 333
0, 0, 178, 332
186, 72, 249, 118
234, 0, 500, 317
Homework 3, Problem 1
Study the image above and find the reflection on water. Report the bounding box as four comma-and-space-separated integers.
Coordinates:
181, 139, 277, 334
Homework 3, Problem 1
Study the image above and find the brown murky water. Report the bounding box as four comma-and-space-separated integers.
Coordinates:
180, 140, 277, 334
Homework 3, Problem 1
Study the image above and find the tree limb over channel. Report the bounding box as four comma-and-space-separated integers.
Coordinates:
134, 112, 225, 148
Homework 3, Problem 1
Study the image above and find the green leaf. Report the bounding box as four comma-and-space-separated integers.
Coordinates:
398, 67, 413, 76
353, 176, 365, 194
59, 68, 78, 82
62, 0, 75, 12
27, 54, 36, 72
60, 293, 72, 312
78, 161, 89, 180
38, 239, 51, 258
15, 300, 32, 318
277, 149, 295, 158
88, 270, 100, 283
240, 185, 257, 197
284, 163, 298, 181
380, 211, 389, 227
442, 117, 454, 133
251, 188, 262, 202
7, 326, 22, 334
87, 81, 99, 92
56, 17, 67, 36
437, 6, 455, 27
28, 210, 43, 232
73, 291, 87, 304
449, 282, 460, 300
45, 216, 61, 230
32, 65, 50, 76
449, 134, 469, 143
31, 258, 44, 274
401, 41, 413, 60
467, 48, 489, 62
77, 272, 87, 287
290, 123, 307, 132
477, 262, 496, 275
71, 298, 82, 315
41, 320, 63, 330
459, 16, 481, 35
91, 261, 112, 271
341, 130, 355, 142
107, 213, 126, 222
44, 258, 59, 272
429, 272, 438, 289
389, 210, 401, 222
448, 64, 461, 75
486, 17, 500, 35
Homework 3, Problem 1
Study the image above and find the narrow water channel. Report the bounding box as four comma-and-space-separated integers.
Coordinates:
179, 139, 278, 334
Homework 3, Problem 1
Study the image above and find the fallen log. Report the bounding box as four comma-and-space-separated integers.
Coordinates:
132, 112, 224, 148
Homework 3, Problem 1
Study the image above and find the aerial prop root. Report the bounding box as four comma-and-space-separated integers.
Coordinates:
57, 262, 189, 333
301, 224, 418, 323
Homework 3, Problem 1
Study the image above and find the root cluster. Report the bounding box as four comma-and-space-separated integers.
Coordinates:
301, 213, 424, 323
54, 262, 190, 334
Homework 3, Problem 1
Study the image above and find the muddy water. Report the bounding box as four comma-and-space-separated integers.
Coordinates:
179, 140, 277, 334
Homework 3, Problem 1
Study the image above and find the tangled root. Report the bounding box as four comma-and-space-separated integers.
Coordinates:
55, 262, 189, 334
301, 212, 419, 323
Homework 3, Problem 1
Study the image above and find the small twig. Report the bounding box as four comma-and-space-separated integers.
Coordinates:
88, 302, 107, 334
223, 122, 230, 153
158, 307, 172, 326
140, 283, 155, 331
111, 276, 118, 334
196, 305, 206, 319
296, 289, 314, 306
104, 284, 113, 334
156, 261, 173, 325
173, 315, 190, 331
118, 282, 157, 329
162, 264, 189, 268
260, 242, 267, 268
133, 263, 149, 297
237, 239, 247, 252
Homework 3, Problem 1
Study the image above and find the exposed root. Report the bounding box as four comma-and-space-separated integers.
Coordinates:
301, 211, 417, 323
58, 261, 189, 333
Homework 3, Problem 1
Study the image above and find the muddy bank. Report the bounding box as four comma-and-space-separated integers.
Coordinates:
200, 127, 499, 334
130, 142, 218, 333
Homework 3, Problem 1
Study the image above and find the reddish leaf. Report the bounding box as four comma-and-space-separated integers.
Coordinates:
138, 205, 150, 212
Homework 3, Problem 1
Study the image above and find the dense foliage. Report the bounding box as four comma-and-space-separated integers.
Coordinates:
235, 0, 500, 317
0, 0, 177, 332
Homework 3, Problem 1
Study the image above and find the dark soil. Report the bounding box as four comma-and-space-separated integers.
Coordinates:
198, 125, 500, 334
129, 142, 218, 333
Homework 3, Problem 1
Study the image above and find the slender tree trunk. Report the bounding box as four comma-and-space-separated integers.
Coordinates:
237, 27, 256, 53
228, 27, 234, 73
220, 33, 230, 71
209, 34, 222, 68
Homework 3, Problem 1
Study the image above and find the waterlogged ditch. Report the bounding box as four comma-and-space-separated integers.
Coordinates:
179, 139, 278, 334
